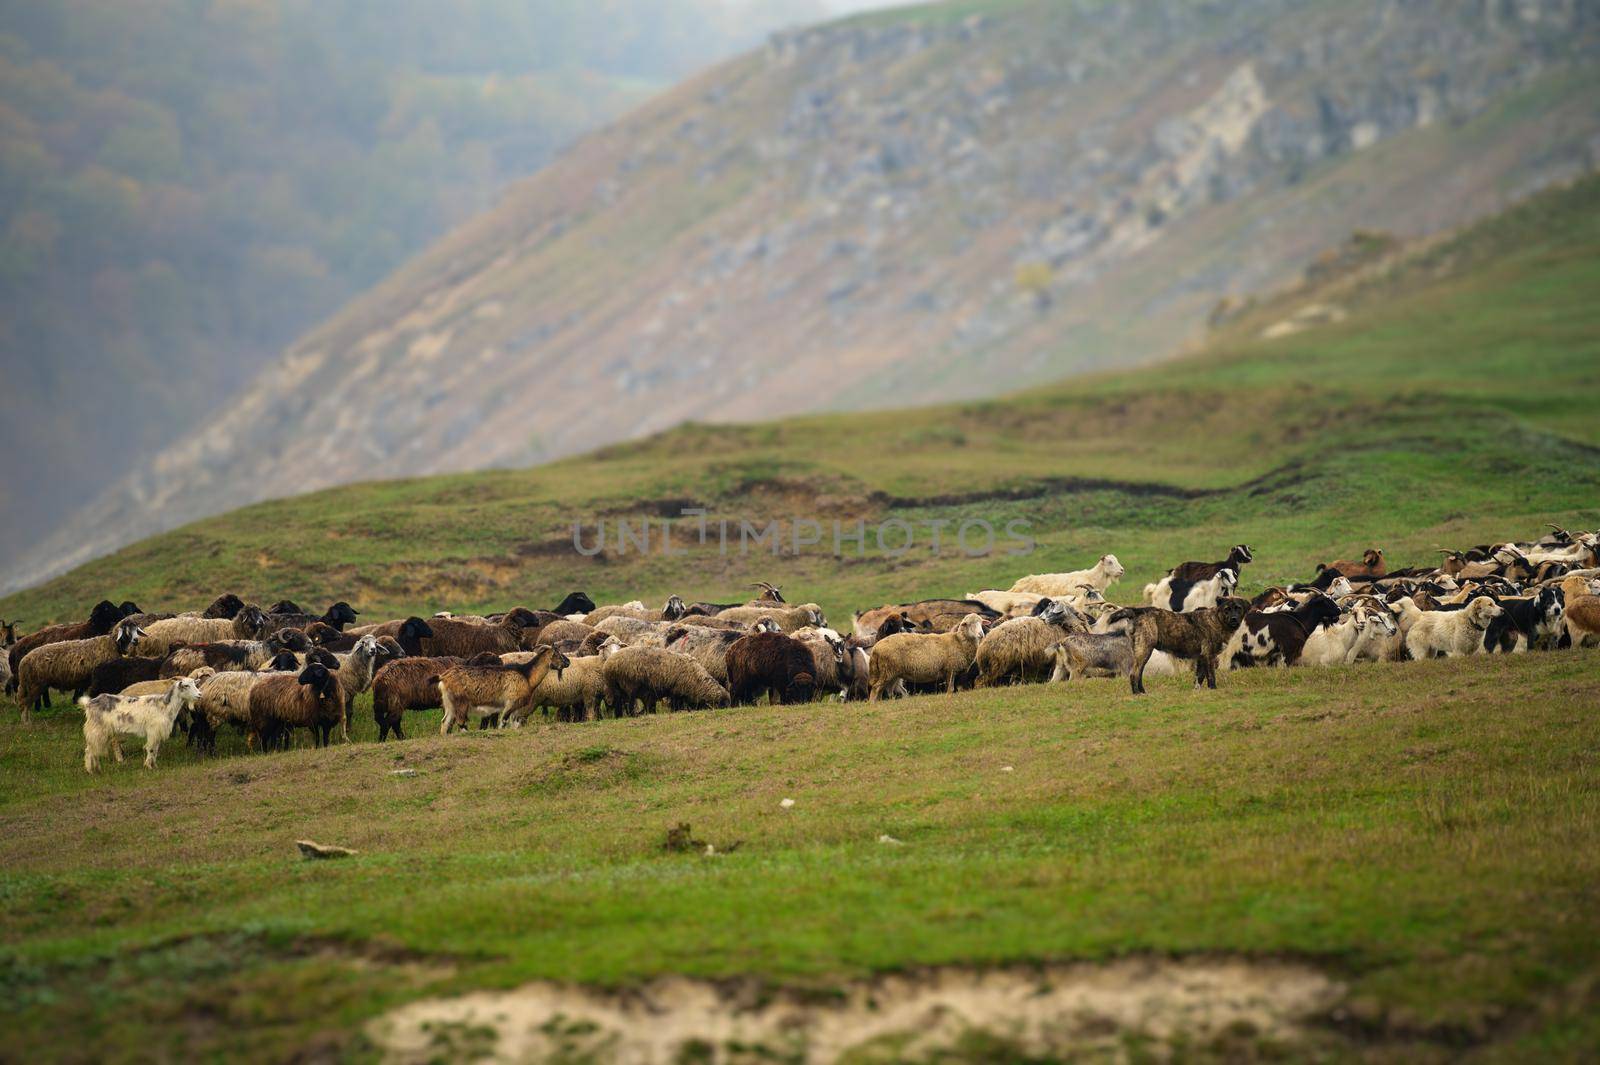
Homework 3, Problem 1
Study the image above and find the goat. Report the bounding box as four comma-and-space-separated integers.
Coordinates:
1318, 548, 1386, 579
80, 677, 202, 772
1168, 545, 1254, 584
1224, 594, 1342, 668
436, 646, 568, 732
1143, 565, 1239, 612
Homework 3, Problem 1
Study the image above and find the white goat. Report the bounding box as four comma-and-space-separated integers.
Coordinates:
80, 677, 201, 772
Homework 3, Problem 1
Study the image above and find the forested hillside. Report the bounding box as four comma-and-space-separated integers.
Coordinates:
0, 0, 825, 565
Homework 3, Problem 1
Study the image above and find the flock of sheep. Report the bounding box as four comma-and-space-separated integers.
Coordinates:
2, 525, 1597, 774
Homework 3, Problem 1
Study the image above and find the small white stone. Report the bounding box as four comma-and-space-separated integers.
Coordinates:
779, 798, 795, 809
877, 834, 902, 846
1000, 765, 1014, 773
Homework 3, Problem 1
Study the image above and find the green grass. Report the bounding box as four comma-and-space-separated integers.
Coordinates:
2, 177, 1600, 1060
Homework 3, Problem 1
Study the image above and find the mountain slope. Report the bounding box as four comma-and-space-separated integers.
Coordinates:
4, 172, 1597, 626
10, 0, 1600, 594
0, 0, 827, 571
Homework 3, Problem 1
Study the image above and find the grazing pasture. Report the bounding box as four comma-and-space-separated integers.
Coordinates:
1, 181, 1599, 1061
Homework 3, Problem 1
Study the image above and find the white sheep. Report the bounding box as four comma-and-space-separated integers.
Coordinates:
80, 677, 201, 772
868, 614, 984, 700
1007, 554, 1125, 597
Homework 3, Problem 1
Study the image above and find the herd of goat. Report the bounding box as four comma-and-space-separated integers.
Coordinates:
2, 525, 1598, 773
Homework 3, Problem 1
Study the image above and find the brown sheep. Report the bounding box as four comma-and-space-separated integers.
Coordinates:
371, 655, 464, 741
248, 663, 346, 750
867, 614, 985, 701
15, 620, 145, 722
7, 600, 126, 703
725, 632, 817, 706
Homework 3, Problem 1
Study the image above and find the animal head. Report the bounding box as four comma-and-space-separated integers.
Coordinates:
375, 636, 406, 662
1465, 597, 1503, 628
400, 617, 435, 641
297, 662, 337, 695
801, 605, 825, 627
957, 613, 986, 642
273, 629, 313, 653
268, 599, 305, 616
113, 621, 144, 655
236, 605, 269, 637
1100, 554, 1125, 579
305, 648, 340, 669
598, 635, 624, 659
823, 633, 846, 664
1324, 576, 1354, 599
200, 593, 244, 619
502, 607, 542, 630
188, 666, 217, 684
752, 581, 785, 603
265, 650, 301, 671
662, 595, 687, 621
1218, 569, 1240, 596
1075, 584, 1105, 603
88, 600, 124, 632
553, 591, 596, 615
1230, 545, 1254, 565
0, 620, 16, 648
117, 601, 143, 617
753, 616, 781, 634
1536, 586, 1565, 625
326, 601, 360, 627
353, 633, 381, 658
172, 677, 202, 706
1214, 597, 1250, 629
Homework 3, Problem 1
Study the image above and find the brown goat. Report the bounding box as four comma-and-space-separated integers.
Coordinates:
435, 646, 568, 733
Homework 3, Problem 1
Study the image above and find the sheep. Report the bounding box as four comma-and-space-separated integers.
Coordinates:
7, 600, 126, 699
137, 605, 269, 657
182, 654, 302, 753
1008, 554, 1125, 597
852, 599, 998, 638
963, 589, 1048, 617
1405, 597, 1504, 659
14, 620, 145, 722
593, 616, 675, 645
791, 627, 854, 699
353, 616, 435, 656
160, 630, 311, 676
87, 654, 165, 697
507, 640, 618, 723
248, 663, 347, 750
585, 595, 687, 626
0, 618, 16, 696
1560, 574, 1600, 648
79, 677, 202, 772
261, 600, 361, 635
726, 632, 818, 706
867, 614, 985, 701
331, 634, 398, 699
420, 615, 534, 658
602, 646, 730, 714
371, 656, 467, 741
716, 602, 826, 633
118, 668, 216, 699
663, 625, 744, 686
1112, 598, 1249, 694
531, 618, 600, 648
974, 600, 1089, 686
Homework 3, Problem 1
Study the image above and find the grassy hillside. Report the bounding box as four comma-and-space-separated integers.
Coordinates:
22, 0, 1599, 597
1, 178, 1598, 1062
5, 175, 1598, 628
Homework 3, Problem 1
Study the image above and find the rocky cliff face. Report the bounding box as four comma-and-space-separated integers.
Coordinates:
10, 0, 1600, 592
